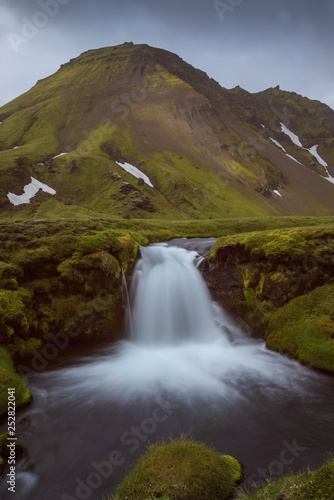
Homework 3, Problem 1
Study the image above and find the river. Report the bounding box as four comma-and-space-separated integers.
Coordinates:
1, 238, 333, 499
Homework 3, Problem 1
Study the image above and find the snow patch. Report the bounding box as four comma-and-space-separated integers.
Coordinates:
261, 124, 265, 128
285, 154, 305, 166
7, 177, 56, 206
307, 145, 328, 168
273, 190, 282, 197
280, 123, 332, 179
270, 137, 286, 152
116, 162, 154, 187
280, 123, 303, 147
13, 146, 19, 149
53, 152, 69, 159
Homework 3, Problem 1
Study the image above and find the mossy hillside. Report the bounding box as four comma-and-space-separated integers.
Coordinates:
1, 44, 334, 220
266, 284, 334, 372
113, 439, 242, 500
238, 458, 334, 500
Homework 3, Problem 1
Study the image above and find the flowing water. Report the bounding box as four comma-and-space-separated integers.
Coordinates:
1, 238, 334, 499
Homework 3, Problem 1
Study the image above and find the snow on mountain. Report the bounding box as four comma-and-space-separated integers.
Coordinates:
270, 138, 287, 152
307, 145, 328, 168
116, 161, 154, 187
7, 177, 56, 206
280, 123, 303, 147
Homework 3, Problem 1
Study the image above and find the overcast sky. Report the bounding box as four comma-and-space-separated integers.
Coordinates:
1, 0, 333, 108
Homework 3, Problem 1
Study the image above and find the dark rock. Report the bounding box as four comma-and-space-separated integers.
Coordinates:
120, 182, 136, 195
100, 142, 125, 162
69, 160, 79, 173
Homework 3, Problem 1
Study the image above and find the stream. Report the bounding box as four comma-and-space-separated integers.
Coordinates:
1, 238, 334, 499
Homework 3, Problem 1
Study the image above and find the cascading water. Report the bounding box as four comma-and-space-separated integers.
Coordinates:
128, 244, 224, 345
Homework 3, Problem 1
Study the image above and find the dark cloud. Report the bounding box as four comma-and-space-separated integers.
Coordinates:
1, 0, 333, 108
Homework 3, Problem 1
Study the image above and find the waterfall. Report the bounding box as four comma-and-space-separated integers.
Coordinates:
67, 240, 314, 402
128, 244, 224, 345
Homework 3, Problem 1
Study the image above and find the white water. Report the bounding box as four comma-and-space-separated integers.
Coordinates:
129, 245, 223, 344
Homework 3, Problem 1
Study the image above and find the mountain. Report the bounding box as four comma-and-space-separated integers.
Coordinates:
0, 42, 334, 220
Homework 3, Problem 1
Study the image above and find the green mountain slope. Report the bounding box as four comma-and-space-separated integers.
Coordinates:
0, 42, 333, 220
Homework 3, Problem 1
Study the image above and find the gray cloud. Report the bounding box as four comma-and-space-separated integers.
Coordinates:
1, 0, 333, 108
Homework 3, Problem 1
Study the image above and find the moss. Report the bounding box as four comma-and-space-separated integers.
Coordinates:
0, 347, 31, 417
9, 337, 43, 358
0, 288, 33, 342
213, 224, 334, 263
114, 438, 242, 500
238, 458, 334, 499
266, 284, 334, 372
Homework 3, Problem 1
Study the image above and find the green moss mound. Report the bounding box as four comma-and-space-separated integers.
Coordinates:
266, 284, 334, 372
114, 438, 242, 500
239, 458, 334, 499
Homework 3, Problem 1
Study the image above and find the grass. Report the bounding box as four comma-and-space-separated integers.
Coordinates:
110, 438, 242, 500
266, 284, 334, 372
238, 458, 334, 499
211, 223, 334, 261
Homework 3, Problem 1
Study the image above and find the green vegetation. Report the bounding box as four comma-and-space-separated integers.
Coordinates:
112, 438, 242, 500
212, 223, 334, 261
0, 347, 31, 416
266, 284, 334, 372
210, 222, 334, 371
238, 458, 334, 500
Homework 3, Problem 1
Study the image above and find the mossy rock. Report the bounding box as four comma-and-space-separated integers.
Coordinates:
57, 250, 121, 295
0, 288, 33, 342
115, 439, 242, 500
266, 284, 334, 372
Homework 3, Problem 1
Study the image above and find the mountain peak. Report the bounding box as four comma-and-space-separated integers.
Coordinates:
0, 43, 333, 220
